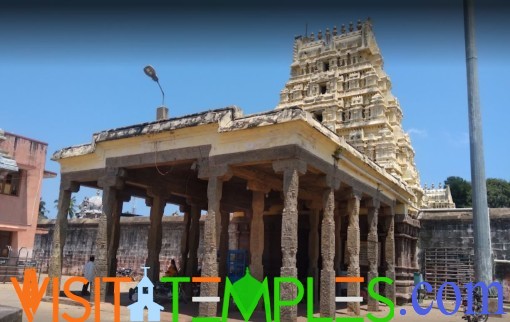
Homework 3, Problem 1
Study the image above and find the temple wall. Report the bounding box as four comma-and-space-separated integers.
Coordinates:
34, 216, 204, 278
419, 208, 510, 301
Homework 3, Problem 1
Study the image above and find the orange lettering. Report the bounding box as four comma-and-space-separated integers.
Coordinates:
103, 277, 131, 322
62, 277, 91, 322
53, 278, 59, 322
11, 269, 48, 322
94, 277, 101, 321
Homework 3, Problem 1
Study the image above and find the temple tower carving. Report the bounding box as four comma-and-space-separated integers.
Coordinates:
277, 19, 422, 203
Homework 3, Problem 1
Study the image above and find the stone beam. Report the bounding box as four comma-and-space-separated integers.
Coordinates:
233, 166, 319, 201
126, 170, 250, 211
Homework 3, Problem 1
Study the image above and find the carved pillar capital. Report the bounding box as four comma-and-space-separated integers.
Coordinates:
366, 197, 380, 210
348, 188, 363, 201
272, 159, 307, 175
60, 177, 80, 193
320, 173, 340, 190
197, 160, 233, 180
97, 167, 126, 189
146, 186, 167, 198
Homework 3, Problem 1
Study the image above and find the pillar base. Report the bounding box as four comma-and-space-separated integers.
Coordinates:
367, 271, 379, 312
320, 269, 335, 318
385, 270, 396, 305
280, 266, 298, 322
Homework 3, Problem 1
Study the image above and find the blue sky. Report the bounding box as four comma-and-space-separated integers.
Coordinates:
1, 1, 508, 217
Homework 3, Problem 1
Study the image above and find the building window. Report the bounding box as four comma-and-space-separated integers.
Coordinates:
314, 111, 323, 123
319, 84, 327, 95
324, 62, 330, 71
143, 287, 149, 294
0, 171, 21, 196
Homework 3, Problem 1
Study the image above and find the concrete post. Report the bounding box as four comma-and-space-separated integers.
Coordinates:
273, 159, 306, 322
464, 0, 493, 285
250, 191, 265, 281
320, 187, 336, 318
346, 190, 362, 315
146, 188, 167, 283
46, 178, 79, 296
367, 198, 380, 312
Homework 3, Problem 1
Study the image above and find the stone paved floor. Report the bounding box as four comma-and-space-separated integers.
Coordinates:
0, 275, 505, 321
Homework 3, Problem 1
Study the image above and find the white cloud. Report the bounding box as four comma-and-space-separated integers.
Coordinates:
407, 128, 428, 138
444, 131, 470, 148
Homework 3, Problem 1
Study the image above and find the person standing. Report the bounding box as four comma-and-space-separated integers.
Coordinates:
82, 255, 95, 296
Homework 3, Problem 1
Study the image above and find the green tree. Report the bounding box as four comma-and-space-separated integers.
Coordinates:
486, 178, 510, 208
445, 176, 472, 208
38, 197, 48, 219
54, 196, 77, 218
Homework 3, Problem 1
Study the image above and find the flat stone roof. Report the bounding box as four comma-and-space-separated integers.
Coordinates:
51, 106, 415, 199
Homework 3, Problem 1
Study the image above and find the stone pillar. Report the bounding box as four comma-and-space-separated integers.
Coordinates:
107, 194, 129, 296
308, 206, 320, 305
410, 239, 418, 269
346, 190, 362, 315
218, 210, 230, 282
228, 221, 239, 250
93, 168, 124, 302
145, 188, 167, 283
320, 185, 337, 318
273, 159, 306, 322
384, 208, 396, 304
180, 205, 191, 276
197, 163, 232, 317
367, 198, 380, 312
185, 204, 201, 277
250, 190, 265, 281
199, 175, 223, 317
334, 204, 342, 287
46, 178, 79, 296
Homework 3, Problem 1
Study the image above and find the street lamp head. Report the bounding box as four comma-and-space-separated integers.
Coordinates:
144, 65, 159, 82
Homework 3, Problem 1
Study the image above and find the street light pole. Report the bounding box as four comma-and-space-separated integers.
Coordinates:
463, 0, 492, 284
144, 65, 168, 121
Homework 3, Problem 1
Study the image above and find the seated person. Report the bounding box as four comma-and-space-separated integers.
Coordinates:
165, 259, 178, 277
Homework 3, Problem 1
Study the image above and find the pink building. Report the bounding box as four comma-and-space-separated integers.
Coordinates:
0, 129, 55, 258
